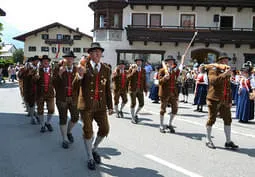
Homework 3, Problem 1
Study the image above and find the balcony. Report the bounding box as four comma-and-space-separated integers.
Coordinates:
45, 39, 73, 45
128, 0, 255, 9
125, 25, 255, 48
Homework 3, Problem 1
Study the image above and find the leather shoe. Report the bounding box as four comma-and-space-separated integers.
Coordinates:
159, 127, 166, 133
225, 141, 239, 149
67, 133, 74, 143
40, 126, 46, 133
166, 125, 175, 133
45, 123, 53, 132
206, 141, 216, 149
87, 159, 96, 170
62, 141, 69, 149
92, 151, 101, 164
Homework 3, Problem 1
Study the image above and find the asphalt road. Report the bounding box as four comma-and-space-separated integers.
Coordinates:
0, 81, 255, 177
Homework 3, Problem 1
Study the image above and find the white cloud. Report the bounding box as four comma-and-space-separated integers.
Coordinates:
1, 0, 95, 35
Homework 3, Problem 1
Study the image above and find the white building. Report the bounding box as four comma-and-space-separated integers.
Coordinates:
13, 22, 93, 62
0, 43, 17, 59
89, 0, 255, 69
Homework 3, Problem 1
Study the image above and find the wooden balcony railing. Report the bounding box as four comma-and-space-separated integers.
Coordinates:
45, 39, 74, 45
126, 25, 255, 46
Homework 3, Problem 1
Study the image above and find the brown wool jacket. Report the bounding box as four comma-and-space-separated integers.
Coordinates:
73, 62, 113, 111
22, 68, 38, 105
112, 69, 128, 93
127, 68, 147, 93
52, 65, 79, 104
158, 68, 180, 97
36, 67, 55, 99
206, 64, 232, 103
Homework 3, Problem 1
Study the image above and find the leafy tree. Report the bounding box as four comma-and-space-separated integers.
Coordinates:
12, 48, 24, 63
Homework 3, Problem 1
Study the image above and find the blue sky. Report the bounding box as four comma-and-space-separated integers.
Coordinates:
1, 0, 94, 49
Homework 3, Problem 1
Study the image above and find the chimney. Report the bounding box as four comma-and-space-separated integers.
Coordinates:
76, 27, 79, 32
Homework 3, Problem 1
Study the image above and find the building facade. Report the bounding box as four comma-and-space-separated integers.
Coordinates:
14, 22, 93, 62
0, 43, 17, 59
89, 0, 255, 69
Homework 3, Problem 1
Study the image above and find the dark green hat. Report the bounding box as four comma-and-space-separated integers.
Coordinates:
87, 42, 104, 53
40, 55, 51, 61
217, 52, 231, 62
62, 51, 76, 58
164, 55, 176, 61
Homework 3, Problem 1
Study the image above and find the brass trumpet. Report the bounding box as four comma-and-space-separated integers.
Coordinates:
129, 64, 138, 71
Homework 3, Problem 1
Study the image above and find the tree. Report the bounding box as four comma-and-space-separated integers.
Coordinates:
12, 48, 24, 63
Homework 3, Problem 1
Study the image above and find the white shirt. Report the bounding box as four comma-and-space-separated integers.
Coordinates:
90, 60, 101, 72
43, 67, 50, 73
65, 65, 73, 73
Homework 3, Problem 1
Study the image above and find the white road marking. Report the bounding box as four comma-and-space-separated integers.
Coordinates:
145, 109, 255, 139
145, 154, 204, 177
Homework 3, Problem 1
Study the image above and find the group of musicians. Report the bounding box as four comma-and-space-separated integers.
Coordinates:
18, 42, 244, 170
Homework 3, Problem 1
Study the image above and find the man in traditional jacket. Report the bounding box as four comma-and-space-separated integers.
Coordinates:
112, 60, 128, 118
158, 55, 182, 133
74, 42, 113, 170
205, 53, 238, 149
53, 51, 79, 149
20, 56, 39, 123
36, 55, 55, 133
127, 57, 147, 124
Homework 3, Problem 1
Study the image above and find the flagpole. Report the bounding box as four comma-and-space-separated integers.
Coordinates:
181, 31, 198, 65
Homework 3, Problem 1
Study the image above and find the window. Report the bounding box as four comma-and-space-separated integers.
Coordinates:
83, 48, 88, 53
132, 13, 148, 27
28, 46, 36, 52
73, 48, 81, 53
150, 14, 161, 27
99, 14, 107, 28
220, 16, 233, 29
253, 16, 255, 30
41, 46, 49, 52
73, 35, 82, 40
63, 35, 71, 40
52, 47, 57, 53
41, 34, 49, 40
181, 14, 195, 28
62, 47, 70, 53
113, 13, 120, 28
56, 34, 62, 40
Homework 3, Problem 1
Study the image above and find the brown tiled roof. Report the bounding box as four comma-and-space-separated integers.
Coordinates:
13, 22, 93, 42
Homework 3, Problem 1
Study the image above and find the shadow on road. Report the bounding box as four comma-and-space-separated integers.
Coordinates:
216, 147, 255, 157
0, 82, 19, 89
99, 147, 122, 160
175, 132, 206, 141
178, 113, 205, 118
99, 163, 164, 177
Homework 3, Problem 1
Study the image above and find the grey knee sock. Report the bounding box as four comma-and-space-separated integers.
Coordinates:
93, 136, 104, 152
84, 138, 93, 160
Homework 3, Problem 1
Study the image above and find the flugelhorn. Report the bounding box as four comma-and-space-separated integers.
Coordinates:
129, 64, 138, 70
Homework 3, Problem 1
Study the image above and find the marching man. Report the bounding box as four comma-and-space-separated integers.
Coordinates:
36, 55, 55, 133
112, 60, 128, 118
205, 53, 238, 149
74, 42, 113, 170
53, 51, 79, 149
158, 55, 182, 133
127, 57, 147, 124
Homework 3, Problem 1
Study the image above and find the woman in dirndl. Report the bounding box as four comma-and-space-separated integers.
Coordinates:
193, 64, 208, 112
236, 66, 255, 123
230, 70, 238, 105
149, 66, 160, 103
